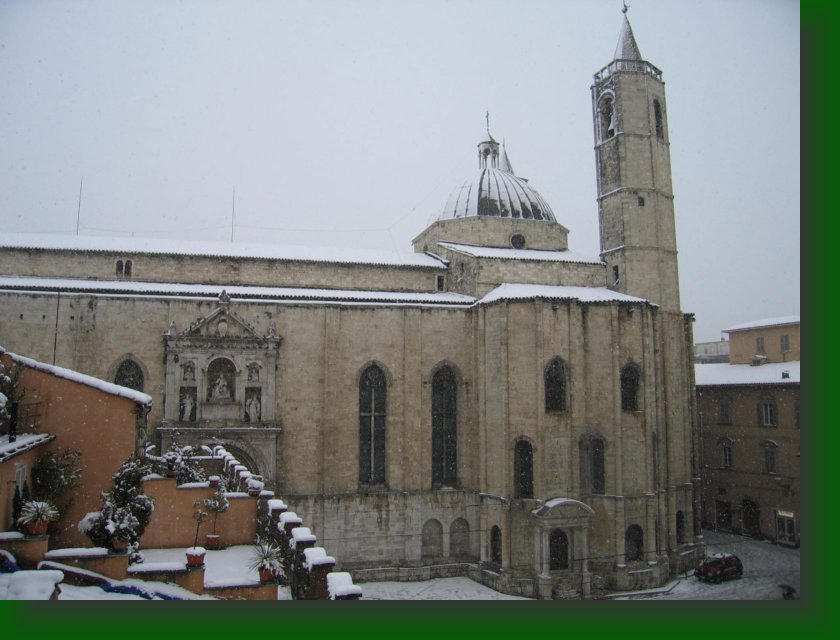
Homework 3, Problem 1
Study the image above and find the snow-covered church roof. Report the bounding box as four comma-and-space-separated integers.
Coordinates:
723, 316, 800, 333
0, 233, 446, 270
694, 361, 800, 387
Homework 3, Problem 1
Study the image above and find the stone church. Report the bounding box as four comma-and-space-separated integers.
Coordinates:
0, 14, 701, 598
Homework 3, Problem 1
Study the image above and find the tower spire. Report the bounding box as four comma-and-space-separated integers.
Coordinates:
614, 6, 642, 61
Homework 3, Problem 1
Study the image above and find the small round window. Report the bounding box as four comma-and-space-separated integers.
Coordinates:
511, 234, 526, 249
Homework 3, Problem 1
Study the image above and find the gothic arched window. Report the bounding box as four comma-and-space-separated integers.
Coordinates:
114, 359, 144, 392
115, 260, 124, 276
544, 357, 568, 412
653, 99, 664, 140
359, 365, 386, 485
513, 439, 534, 499
432, 366, 458, 487
580, 435, 606, 495
621, 363, 641, 412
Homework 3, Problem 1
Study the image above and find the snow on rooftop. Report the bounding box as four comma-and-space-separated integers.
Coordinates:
0, 232, 446, 269
723, 316, 800, 333
479, 283, 651, 306
437, 241, 602, 265
1, 348, 152, 406
695, 360, 800, 387
0, 432, 55, 463
0, 275, 475, 307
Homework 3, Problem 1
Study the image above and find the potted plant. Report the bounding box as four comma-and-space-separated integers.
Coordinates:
187, 500, 208, 567
203, 485, 229, 550
17, 500, 59, 536
246, 476, 265, 497
249, 538, 284, 583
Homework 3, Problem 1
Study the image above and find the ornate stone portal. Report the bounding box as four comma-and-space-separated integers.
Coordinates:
158, 292, 282, 480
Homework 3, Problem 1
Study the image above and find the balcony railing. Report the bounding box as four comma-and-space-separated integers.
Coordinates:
594, 59, 662, 82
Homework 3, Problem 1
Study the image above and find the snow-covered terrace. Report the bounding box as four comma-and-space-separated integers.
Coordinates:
694, 360, 800, 387
0, 232, 446, 270
0, 432, 55, 463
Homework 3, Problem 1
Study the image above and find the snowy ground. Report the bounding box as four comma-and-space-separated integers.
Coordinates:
31, 530, 803, 601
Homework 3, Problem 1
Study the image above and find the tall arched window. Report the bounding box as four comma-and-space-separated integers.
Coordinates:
114, 359, 144, 392
490, 526, 502, 564
720, 438, 733, 468
124, 260, 132, 277
432, 366, 457, 486
620, 363, 641, 411
653, 99, 664, 140
513, 439, 534, 499
359, 365, 386, 485
549, 528, 569, 570
115, 260, 124, 276
625, 524, 644, 562
544, 357, 567, 412
718, 395, 732, 425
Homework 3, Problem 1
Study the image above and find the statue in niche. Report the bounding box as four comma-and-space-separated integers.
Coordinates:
179, 387, 196, 422
182, 361, 195, 381
247, 362, 260, 382
245, 390, 261, 423
211, 374, 231, 401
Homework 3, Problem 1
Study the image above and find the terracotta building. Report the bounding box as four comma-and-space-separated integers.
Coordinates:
0, 13, 701, 597
695, 317, 801, 546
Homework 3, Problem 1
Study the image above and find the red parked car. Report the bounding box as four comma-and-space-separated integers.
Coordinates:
694, 553, 743, 583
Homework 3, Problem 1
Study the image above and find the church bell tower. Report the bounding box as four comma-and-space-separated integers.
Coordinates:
592, 10, 681, 312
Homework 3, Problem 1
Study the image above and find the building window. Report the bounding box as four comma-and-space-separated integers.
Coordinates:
625, 524, 644, 562
718, 396, 732, 425
490, 526, 502, 565
653, 99, 664, 140
756, 336, 765, 355
780, 334, 790, 353
721, 438, 733, 468
620, 363, 641, 411
795, 398, 800, 429
580, 435, 606, 495
124, 260, 132, 277
758, 399, 777, 427
549, 528, 569, 570
513, 439, 534, 499
612, 265, 620, 286
116, 260, 124, 276
431, 366, 458, 487
510, 233, 526, 249
544, 357, 568, 412
114, 359, 144, 392
359, 365, 387, 485
775, 512, 797, 545
637, 195, 645, 206
436, 275, 446, 292
763, 442, 778, 474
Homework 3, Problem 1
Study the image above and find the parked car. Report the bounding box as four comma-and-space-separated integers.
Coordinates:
694, 553, 743, 583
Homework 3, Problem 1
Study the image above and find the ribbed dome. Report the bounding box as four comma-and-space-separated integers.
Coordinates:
440, 166, 556, 222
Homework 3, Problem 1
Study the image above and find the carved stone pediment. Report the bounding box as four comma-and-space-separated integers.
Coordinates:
162, 294, 281, 425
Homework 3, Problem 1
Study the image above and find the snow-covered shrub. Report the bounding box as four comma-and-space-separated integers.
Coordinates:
145, 438, 206, 485
0, 359, 25, 423
81, 456, 155, 563
31, 448, 82, 512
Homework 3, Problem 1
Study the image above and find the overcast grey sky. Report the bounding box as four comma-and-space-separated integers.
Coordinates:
0, 0, 799, 343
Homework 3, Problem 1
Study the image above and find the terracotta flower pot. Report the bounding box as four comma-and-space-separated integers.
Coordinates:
258, 567, 277, 583
205, 534, 221, 550
111, 538, 130, 553
186, 549, 206, 567
25, 521, 49, 536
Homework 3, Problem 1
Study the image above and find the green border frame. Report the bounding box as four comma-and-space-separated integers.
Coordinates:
2, 2, 825, 636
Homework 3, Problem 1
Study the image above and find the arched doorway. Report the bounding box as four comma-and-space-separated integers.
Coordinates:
625, 524, 644, 562
449, 518, 470, 558
490, 526, 502, 565
422, 519, 443, 559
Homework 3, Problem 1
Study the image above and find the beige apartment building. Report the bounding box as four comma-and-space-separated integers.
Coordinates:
0, 14, 701, 597
696, 317, 801, 546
